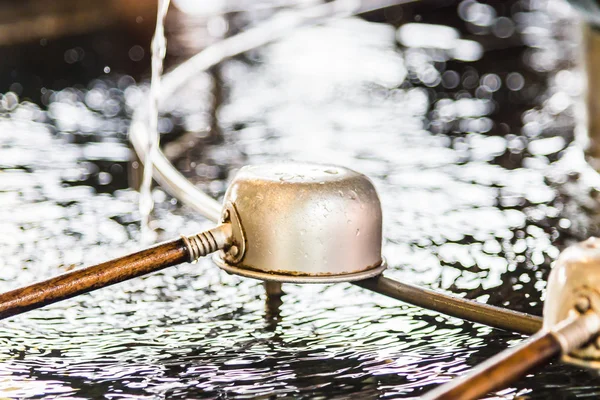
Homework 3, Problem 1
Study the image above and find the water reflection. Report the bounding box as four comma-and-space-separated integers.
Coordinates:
1, 0, 599, 398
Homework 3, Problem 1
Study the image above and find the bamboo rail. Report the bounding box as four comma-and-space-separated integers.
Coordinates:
0, 238, 187, 320
423, 312, 600, 400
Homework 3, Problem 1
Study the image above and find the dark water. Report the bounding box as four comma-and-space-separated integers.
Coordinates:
2, 0, 600, 398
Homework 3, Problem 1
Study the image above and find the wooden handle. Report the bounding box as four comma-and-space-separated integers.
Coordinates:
0, 238, 188, 320
423, 330, 561, 400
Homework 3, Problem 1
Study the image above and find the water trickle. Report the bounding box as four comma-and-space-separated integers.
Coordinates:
139, 0, 171, 243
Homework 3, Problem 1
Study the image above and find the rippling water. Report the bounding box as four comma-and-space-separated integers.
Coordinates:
2, 0, 600, 398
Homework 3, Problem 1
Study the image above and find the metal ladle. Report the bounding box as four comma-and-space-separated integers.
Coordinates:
0, 162, 540, 336
124, 0, 542, 335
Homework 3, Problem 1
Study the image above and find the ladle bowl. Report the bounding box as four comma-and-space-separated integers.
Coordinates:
213, 162, 387, 283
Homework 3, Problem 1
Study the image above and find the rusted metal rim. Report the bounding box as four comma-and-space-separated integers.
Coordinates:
213, 254, 387, 284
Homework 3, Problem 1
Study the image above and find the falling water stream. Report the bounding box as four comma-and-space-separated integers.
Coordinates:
140, 0, 171, 243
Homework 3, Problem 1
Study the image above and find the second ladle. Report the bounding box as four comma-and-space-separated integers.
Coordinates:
423, 238, 600, 400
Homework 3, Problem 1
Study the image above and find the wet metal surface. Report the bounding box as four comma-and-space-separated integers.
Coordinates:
2, 0, 600, 398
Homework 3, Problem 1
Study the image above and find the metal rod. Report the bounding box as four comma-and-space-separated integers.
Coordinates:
264, 281, 283, 298
353, 276, 543, 335
0, 225, 231, 320
422, 312, 600, 400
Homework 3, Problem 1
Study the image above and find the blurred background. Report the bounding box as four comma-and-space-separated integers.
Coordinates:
2, 0, 600, 398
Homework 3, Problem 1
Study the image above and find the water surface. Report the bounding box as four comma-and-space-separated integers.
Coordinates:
1, 0, 600, 398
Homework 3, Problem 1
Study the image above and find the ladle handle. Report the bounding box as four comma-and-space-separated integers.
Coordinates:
0, 224, 231, 320
353, 276, 543, 335
423, 330, 560, 400
423, 312, 600, 400
0, 239, 188, 320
